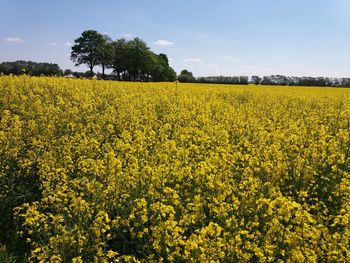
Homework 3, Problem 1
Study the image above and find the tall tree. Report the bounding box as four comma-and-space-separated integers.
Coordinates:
158, 53, 177, 81
99, 34, 114, 80
126, 38, 150, 81
70, 30, 105, 78
111, 38, 129, 80
147, 53, 165, 82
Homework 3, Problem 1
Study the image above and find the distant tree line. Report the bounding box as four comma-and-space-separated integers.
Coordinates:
176, 70, 249, 84
0, 60, 63, 76
63, 69, 100, 78
71, 30, 177, 81
2, 42, 350, 87
251, 75, 350, 87
196, 75, 249, 84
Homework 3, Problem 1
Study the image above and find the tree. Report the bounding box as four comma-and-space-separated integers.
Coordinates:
157, 53, 176, 81
71, 30, 177, 82
158, 53, 169, 66
99, 34, 114, 80
126, 37, 151, 81
71, 30, 106, 78
111, 38, 128, 80
64, 69, 73, 76
251, 76, 261, 85
177, 69, 196, 83
164, 67, 177, 82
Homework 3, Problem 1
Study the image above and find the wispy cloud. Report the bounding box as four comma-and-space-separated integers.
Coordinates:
184, 58, 203, 64
45, 42, 57, 47
154, 39, 175, 46
221, 55, 236, 60
120, 33, 133, 39
64, 42, 71, 47
4, 37, 24, 43
221, 55, 233, 60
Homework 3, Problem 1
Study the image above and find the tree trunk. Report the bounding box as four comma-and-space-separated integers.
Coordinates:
102, 64, 105, 80
90, 66, 93, 79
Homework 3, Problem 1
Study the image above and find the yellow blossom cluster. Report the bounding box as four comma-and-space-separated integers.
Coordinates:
1, 75, 350, 262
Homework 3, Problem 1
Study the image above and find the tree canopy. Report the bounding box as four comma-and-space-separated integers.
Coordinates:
71, 30, 177, 81
70, 30, 106, 78
177, 69, 196, 83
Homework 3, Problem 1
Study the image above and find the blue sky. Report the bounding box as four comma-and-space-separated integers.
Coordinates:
1, 0, 350, 77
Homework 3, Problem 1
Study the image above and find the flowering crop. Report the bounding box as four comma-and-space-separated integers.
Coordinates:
1, 75, 350, 262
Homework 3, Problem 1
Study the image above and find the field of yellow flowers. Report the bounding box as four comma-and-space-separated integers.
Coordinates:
1, 75, 350, 262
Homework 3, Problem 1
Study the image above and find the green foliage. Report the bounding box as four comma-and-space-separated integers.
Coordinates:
70, 30, 106, 77
72, 30, 177, 82
177, 69, 196, 83
0, 245, 17, 263
111, 37, 176, 81
256, 75, 350, 87
98, 34, 114, 79
197, 76, 249, 85
0, 61, 63, 76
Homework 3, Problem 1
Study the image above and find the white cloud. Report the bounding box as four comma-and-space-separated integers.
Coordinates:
64, 42, 71, 47
184, 58, 203, 64
45, 42, 57, 47
120, 33, 133, 39
4, 37, 23, 43
221, 55, 232, 60
154, 39, 175, 46
220, 56, 241, 62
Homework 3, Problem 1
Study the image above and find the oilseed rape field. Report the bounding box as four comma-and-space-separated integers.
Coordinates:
1, 76, 350, 262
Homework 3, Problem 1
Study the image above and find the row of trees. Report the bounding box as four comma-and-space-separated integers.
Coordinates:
71, 30, 176, 81
0, 61, 63, 76
177, 73, 350, 87
0, 61, 95, 79
1, 53, 350, 88
251, 75, 350, 87
177, 70, 249, 84
196, 75, 249, 84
